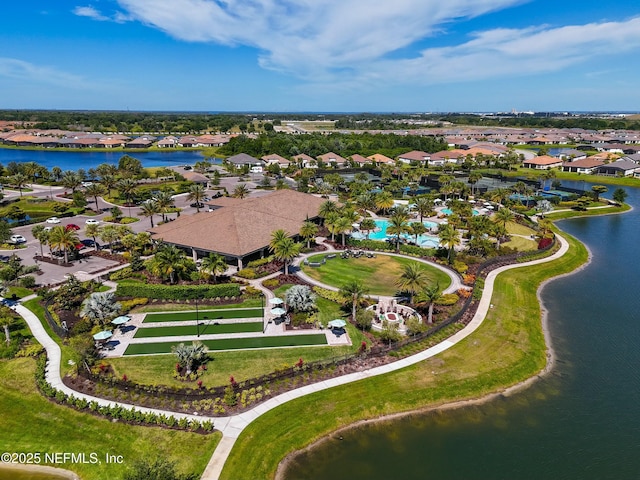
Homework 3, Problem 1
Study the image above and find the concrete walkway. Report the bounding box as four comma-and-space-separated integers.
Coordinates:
11, 234, 570, 480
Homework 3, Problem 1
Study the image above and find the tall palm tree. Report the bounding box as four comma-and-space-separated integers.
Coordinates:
339, 280, 369, 322
299, 221, 318, 248
359, 217, 376, 240
199, 253, 228, 283
324, 212, 340, 242
409, 222, 428, 245
85, 223, 101, 251
270, 236, 301, 274
61, 170, 82, 194
355, 193, 376, 217
187, 183, 206, 212
396, 262, 429, 304
48, 225, 79, 264
269, 229, 289, 251
100, 174, 117, 198
99, 224, 119, 251
413, 197, 434, 222
10, 173, 29, 197
31, 224, 49, 257
416, 283, 441, 324
318, 200, 339, 219
468, 171, 483, 195
386, 210, 410, 252
232, 184, 250, 199
139, 200, 160, 228
117, 178, 138, 210
375, 191, 394, 215
153, 191, 174, 222
334, 216, 352, 247
84, 182, 106, 210
150, 244, 194, 284
494, 207, 515, 231
437, 224, 460, 263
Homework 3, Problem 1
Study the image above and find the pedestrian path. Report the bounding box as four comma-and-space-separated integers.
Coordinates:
10, 234, 570, 480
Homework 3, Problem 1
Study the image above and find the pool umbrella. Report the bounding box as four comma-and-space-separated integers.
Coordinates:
328, 319, 347, 329
270, 307, 286, 316
269, 297, 284, 305
111, 315, 130, 325
93, 330, 113, 341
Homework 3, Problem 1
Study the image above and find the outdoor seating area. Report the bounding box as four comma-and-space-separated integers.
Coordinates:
340, 249, 376, 259
367, 299, 421, 335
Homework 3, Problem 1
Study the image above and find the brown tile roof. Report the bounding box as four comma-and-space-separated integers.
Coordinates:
350, 154, 369, 164
318, 152, 347, 164
523, 155, 563, 165
367, 153, 394, 164
150, 190, 326, 257
398, 150, 429, 161
562, 158, 604, 168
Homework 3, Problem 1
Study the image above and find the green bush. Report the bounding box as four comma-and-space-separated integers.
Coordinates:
115, 282, 241, 300
20, 275, 36, 288
452, 260, 468, 274
262, 278, 279, 289
120, 297, 149, 312
120, 217, 139, 224
435, 293, 459, 306
312, 286, 345, 303
235, 268, 257, 279
247, 256, 275, 268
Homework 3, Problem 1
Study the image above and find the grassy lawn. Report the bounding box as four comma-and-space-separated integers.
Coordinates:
302, 253, 451, 295
143, 308, 264, 323
220, 229, 589, 480
0, 357, 220, 480
134, 322, 263, 338
124, 334, 328, 355
5, 286, 34, 299
503, 235, 538, 251
505, 220, 536, 236
134, 298, 263, 313
479, 167, 640, 188
109, 345, 356, 388
545, 203, 629, 220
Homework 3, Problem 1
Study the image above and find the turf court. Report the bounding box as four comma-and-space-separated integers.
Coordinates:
133, 322, 264, 338
143, 307, 264, 323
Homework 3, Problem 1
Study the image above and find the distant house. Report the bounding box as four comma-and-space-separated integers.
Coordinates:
554, 148, 587, 161
397, 150, 429, 164
594, 159, 640, 177
292, 153, 317, 168
561, 158, 604, 174
522, 155, 563, 170
367, 153, 394, 165
181, 171, 210, 185
350, 154, 369, 165
318, 152, 347, 167
99, 137, 127, 148
261, 153, 290, 168
177, 136, 199, 147
157, 136, 179, 148
127, 136, 156, 148
226, 153, 262, 168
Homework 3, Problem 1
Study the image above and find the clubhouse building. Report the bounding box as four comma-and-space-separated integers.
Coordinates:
149, 190, 325, 269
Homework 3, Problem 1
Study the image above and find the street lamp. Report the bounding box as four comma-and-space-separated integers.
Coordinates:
195, 296, 200, 337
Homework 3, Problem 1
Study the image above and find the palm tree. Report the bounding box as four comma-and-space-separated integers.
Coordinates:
270, 236, 301, 275
269, 229, 289, 251
99, 224, 120, 251
355, 193, 376, 217
409, 222, 428, 245
51, 166, 63, 182
318, 200, 339, 219
413, 197, 434, 222
232, 184, 250, 199
494, 207, 515, 231
299, 221, 318, 248
187, 184, 206, 212
10, 173, 29, 197
84, 182, 106, 210
334, 216, 352, 247
149, 244, 193, 284
468, 171, 483, 195
153, 191, 175, 222
416, 283, 441, 324
48, 225, 79, 264
437, 224, 460, 263
100, 174, 117, 197
85, 223, 101, 251
117, 178, 138, 213
339, 280, 369, 322
199, 253, 228, 283
139, 200, 160, 228
31, 224, 49, 257
61, 170, 82, 194
324, 212, 340, 242
386, 211, 410, 252
359, 217, 376, 240
375, 191, 394, 214
396, 262, 429, 304
172, 341, 208, 374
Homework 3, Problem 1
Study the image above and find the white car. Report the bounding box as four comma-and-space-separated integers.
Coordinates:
46, 217, 61, 224
85, 219, 100, 225
10, 234, 26, 244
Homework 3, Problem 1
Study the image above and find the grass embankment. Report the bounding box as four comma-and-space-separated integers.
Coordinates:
142, 308, 264, 323
124, 334, 328, 356
134, 322, 263, 338
479, 167, 640, 188
545, 203, 630, 220
0, 359, 220, 480
220, 230, 589, 480
302, 254, 452, 295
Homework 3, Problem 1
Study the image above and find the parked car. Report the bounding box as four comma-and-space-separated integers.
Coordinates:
85, 219, 100, 225
9, 234, 26, 244
0, 255, 10, 262
65, 224, 81, 231
183, 165, 192, 170
80, 239, 100, 249
46, 217, 61, 224
190, 202, 205, 208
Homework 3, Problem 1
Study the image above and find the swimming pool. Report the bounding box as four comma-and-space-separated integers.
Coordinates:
441, 208, 480, 216
352, 219, 441, 247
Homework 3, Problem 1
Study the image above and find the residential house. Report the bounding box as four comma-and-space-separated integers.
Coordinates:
261, 153, 290, 168
561, 158, 604, 174
318, 152, 347, 167
226, 153, 262, 168
522, 155, 563, 170
292, 153, 317, 168
594, 159, 640, 177
367, 153, 394, 165
397, 150, 429, 164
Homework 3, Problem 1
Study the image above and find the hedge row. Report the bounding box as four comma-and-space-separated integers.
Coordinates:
116, 282, 241, 300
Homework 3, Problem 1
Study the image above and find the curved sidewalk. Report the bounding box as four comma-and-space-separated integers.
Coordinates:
12, 235, 569, 480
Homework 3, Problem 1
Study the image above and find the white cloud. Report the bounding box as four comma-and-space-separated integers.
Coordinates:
73, 5, 132, 23
0, 58, 87, 87
111, 1, 640, 86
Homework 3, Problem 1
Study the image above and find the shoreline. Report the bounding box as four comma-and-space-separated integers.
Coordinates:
275, 230, 594, 479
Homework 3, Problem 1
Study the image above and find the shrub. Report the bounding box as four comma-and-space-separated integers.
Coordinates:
120, 217, 138, 224
110, 267, 135, 281
235, 268, 257, 279
120, 297, 149, 312
462, 274, 476, 285
243, 286, 261, 297
355, 309, 374, 330
262, 278, 279, 289
247, 256, 275, 268
285, 285, 317, 312
435, 293, 459, 306
312, 286, 344, 303
20, 275, 36, 288
115, 282, 241, 300
538, 237, 553, 250
452, 260, 468, 274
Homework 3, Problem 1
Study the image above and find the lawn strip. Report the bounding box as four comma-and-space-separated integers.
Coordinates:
143, 308, 264, 323
134, 322, 263, 338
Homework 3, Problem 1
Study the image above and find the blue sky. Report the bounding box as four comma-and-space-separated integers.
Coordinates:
2, 0, 640, 112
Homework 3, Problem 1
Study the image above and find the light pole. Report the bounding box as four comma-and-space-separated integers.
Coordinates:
195, 296, 200, 337
262, 295, 266, 334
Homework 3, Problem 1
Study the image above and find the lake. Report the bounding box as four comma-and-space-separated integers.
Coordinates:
283, 182, 640, 479
0, 148, 211, 171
